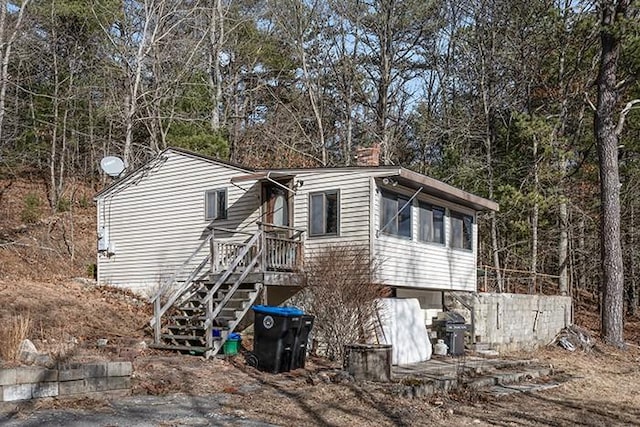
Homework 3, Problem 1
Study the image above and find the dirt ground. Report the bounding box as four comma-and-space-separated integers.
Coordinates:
2, 178, 640, 425
1, 278, 640, 426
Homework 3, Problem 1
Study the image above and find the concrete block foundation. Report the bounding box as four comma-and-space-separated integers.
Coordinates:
446, 292, 572, 352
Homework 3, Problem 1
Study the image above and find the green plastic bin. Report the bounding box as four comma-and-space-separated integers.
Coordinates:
223, 333, 241, 355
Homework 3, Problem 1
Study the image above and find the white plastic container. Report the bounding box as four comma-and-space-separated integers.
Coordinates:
434, 339, 448, 356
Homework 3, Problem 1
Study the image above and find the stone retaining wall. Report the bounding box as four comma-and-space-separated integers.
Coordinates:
0, 362, 132, 402
446, 292, 573, 352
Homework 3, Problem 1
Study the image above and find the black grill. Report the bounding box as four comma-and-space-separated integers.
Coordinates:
432, 311, 468, 356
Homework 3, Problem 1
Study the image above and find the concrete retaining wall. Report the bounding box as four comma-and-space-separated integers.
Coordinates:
0, 362, 132, 402
446, 292, 572, 352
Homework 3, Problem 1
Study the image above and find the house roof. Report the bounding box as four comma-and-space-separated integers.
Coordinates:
95, 146, 498, 211
238, 166, 498, 212
394, 168, 499, 212
94, 147, 253, 200
230, 171, 296, 183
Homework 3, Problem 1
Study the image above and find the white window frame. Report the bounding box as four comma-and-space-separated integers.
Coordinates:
309, 190, 340, 237
450, 210, 473, 251
205, 188, 228, 221
418, 202, 445, 245
380, 191, 412, 239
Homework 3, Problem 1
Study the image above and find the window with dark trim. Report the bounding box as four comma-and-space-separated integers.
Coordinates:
309, 190, 339, 236
450, 211, 473, 250
205, 188, 227, 220
418, 202, 445, 244
380, 191, 412, 238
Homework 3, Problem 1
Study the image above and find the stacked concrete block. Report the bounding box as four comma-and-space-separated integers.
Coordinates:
469, 293, 572, 352
445, 292, 572, 352
0, 361, 132, 402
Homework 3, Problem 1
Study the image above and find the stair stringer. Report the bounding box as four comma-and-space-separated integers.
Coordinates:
206, 282, 263, 359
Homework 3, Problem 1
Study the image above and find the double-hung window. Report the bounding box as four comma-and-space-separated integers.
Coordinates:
205, 188, 227, 220
450, 211, 473, 250
418, 202, 445, 244
380, 191, 412, 238
309, 190, 339, 236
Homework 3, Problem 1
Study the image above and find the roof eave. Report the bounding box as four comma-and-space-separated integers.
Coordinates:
390, 168, 499, 212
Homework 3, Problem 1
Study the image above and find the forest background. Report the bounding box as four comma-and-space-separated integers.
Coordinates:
0, 0, 638, 342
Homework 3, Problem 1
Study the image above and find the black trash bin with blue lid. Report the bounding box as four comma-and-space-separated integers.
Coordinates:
291, 314, 315, 370
252, 305, 304, 373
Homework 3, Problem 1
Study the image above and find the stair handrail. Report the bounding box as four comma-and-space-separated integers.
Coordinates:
204, 247, 263, 323
256, 221, 305, 239
196, 229, 263, 312
150, 232, 214, 327
206, 283, 263, 359
204, 250, 263, 357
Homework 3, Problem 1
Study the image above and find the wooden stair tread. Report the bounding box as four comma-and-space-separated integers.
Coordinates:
152, 239, 265, 358
170, 315, 207, 321
150, 343, 209, 353
161, 333, 213, 341
167, 324, 207, 331
177, 306, 205, 312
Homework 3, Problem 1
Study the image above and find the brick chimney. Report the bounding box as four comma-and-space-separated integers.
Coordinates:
355, 144, 381, 167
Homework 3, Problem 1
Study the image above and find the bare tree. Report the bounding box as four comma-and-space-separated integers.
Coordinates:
0, 0, 31, 146
94, 0, 202, 168
337, 0, 440, 164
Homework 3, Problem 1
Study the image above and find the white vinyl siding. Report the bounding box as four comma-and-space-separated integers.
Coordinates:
292, 172, 371, 256
96, 150, 485, 294
96, 151, 259, 292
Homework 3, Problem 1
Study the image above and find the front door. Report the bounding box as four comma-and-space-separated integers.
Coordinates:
263, 181, 292, 229
262, 180, 298, 271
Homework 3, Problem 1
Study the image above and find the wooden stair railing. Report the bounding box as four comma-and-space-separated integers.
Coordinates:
204, 249, 263, 357
151, 229, 264, 350
150, 233, 214, 343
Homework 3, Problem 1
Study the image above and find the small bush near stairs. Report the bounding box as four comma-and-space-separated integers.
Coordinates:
294, 243, 387, 361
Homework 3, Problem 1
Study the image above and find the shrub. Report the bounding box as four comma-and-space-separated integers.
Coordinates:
296, 244, 386, 361
78, 194, 91, 208
20, 193, 41, 224
86, 263, 97, 279
56, 196, 71, 212
0, 314, 32, 362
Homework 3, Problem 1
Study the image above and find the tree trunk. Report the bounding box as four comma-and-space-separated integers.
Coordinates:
579, 215, 586, 292
0, 0, 30, 145
530, 137, 539, 294
595, 0, 629, 348
559, 201, 569, 295
208, 0, 223, 132
627, 204, 638, 316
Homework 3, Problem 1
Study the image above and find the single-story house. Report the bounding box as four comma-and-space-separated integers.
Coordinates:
94, 147, 498, 356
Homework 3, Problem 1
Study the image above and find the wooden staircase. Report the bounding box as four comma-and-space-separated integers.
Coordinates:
150, 229, 265, 358
153, 280, 262, 356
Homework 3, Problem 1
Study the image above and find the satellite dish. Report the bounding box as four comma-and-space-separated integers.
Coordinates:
100, 156, 125, 177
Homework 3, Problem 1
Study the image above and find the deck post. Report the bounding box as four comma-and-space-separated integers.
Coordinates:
154, 297, 161, 344
260, 229, 267, 272
206, 295, 213, 355
210, 228, 217, 275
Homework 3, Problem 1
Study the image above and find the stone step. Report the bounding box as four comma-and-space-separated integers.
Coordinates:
397, 364, 553, 399
475, 349, 500, 358
470, 342, 491, 351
